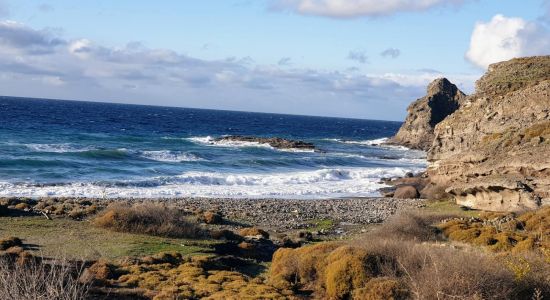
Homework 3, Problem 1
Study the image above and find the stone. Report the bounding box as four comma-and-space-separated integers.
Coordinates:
393, 185, 420, 199
215, 135, 315, 150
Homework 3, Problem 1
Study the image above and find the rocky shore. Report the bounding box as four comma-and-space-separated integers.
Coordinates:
1, 196, 424, 233
215, 135, 316, 150
165, 197, 425, 231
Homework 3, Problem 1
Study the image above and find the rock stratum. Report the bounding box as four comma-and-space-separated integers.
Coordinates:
390, 78, 466, 150
394, 56, 550, 212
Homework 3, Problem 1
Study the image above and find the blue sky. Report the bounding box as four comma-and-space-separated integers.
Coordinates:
0, 0, 548, 120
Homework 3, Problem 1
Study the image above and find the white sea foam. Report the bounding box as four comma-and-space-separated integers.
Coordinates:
139, 150, 203, 162
0, 166, 425, 199
24, 143, 94, 153
327, 137, 411, 151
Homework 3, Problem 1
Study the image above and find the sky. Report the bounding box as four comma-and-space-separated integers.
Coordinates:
0, 1, 548, 120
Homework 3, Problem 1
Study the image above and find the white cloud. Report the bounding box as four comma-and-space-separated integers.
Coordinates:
466, 14, 550, 69
273, 0, 466, 18
0, 20, 478, 120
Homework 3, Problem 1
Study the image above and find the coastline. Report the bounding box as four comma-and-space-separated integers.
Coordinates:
1, 196, 425, 235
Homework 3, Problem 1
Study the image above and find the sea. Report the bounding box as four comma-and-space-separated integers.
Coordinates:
0, 97, 426, 199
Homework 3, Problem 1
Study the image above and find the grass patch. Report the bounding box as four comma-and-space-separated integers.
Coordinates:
306, 218, 334, 231
0, 217, 216, 260
424, 200, 480, 218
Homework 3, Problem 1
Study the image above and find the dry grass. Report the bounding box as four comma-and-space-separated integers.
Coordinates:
0, 257, 89, 300
367, 211, 454, 242
93, 203, 207, 239
85, 252, 289, 299
268, 210, 550, 299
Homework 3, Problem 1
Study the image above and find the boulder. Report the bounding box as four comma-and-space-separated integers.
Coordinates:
390, 78, 466, 150
393, 185, 420, 199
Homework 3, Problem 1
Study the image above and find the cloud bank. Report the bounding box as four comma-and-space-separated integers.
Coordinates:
466, 14, 550, 69
0, 20, 476, 120
273, 0, 466, 18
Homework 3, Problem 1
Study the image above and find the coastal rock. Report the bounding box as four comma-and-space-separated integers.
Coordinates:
390, 78, 466, 150
426, 56, 550, 211
393, 185, 420, 199
216, 135, 315, 150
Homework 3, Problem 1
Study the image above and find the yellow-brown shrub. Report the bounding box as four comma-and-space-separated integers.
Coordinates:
269, 243, 386, 299
352, 277, 409, 300
93, 203, 206, 238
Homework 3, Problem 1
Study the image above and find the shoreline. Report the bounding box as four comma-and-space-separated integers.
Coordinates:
1, 196, 425, 234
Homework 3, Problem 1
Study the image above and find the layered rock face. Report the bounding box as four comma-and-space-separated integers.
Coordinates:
427, 56, 550, 211
391, 78, 466, 150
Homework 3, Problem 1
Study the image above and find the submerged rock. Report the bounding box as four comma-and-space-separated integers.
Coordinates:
216, 135, 315, 150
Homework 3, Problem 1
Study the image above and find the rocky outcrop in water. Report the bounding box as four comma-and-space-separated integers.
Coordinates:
390, 78, 466, 151
425, 56, 550, 211
216, 136, 315, 150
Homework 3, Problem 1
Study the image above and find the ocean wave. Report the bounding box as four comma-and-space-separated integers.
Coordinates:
24, 143, 94, 153
327, 137, 412, 151
0, 166, 424, 199
139, 150, 203, 162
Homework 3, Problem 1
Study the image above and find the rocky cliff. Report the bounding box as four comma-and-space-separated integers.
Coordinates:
426, 56, 550, 211
391, 78, 466, 150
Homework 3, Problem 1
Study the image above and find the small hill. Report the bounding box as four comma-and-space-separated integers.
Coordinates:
426, 55, 550, 211
391, 78, 466, 151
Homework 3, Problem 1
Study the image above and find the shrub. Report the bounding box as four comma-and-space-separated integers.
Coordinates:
352, 277, 409, 300
0, 257, 89, 300
439, 206, 550, 253
93, 203, 206, 239
269, 243, 388, 299
324, 246, 377, 299
269, 210, 550, 299
0, 237, 22, 250
199, 211, 223, 224
368, 211, 453, 242
238, 227, 269, 239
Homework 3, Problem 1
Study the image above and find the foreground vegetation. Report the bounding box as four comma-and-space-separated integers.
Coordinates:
0, 198, 548, 299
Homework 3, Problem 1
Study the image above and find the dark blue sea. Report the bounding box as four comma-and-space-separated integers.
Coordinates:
0, 97, 426, 198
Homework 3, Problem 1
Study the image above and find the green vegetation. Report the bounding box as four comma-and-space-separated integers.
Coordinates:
1, 198, 549, 299
0, 217, 215, 260
306, 218, 335, 231
477, 56, 550, 95
424, 200, 481, 218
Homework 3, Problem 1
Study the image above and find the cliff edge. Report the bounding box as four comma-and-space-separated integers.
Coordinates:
427, 56, 550, 211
